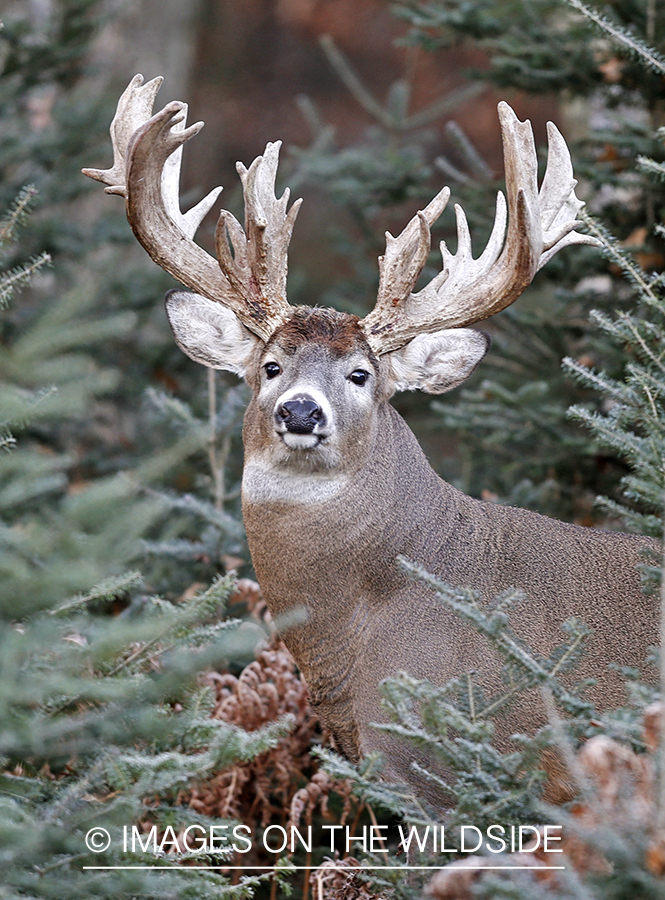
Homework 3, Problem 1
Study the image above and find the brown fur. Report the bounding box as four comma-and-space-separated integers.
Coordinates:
243, 398, 659, 811
268, 307, 374, 360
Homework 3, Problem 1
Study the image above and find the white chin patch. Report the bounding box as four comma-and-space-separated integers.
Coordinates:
281, 432, 321, 450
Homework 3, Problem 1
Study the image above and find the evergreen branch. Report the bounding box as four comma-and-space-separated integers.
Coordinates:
42, 760, 106, 824
626, 364, 665, 404
588, 311, 665, 374
295, 94, 332, 142
404, 82, 485, 130
434, 154, 471, 184
0, 186, 39, 248
444, 120, 493, 180
0, 253, 51, 307
315, 746, 425, 818
539, 686, 591, 797
482, 623, 588, 719
106, 575, 236, 676
1, 385, 59, 432
641, 381, 660, 421
143, 488, 244, 537
568, 404, 649, 462
637, 155, 665, 182
319, 34, 394, 128
51, 571, 144, 616
580, 212, 662, 309
565, 0, 665, 75
562, 356, 632, 402
143, 386, 198, 427
0, 472, 67, 510
595, 496, 662, 533
614, 312, 665, 372
141, 538, 209, 560
0, 432, 16, 452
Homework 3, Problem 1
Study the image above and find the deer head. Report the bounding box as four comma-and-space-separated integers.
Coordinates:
83, 75, 598, 420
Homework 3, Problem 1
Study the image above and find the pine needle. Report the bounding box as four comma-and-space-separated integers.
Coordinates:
565, 0, 665, 75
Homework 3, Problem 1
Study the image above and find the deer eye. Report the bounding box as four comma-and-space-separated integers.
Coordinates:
349, 369, 369, 386
264, 362, 281, 379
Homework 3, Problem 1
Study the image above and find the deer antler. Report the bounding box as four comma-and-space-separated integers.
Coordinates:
360, 102, 600, 355
82, 75, 299, 341
215, 143, 301, 325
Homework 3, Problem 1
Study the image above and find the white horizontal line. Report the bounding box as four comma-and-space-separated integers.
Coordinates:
83, 865, 565, 871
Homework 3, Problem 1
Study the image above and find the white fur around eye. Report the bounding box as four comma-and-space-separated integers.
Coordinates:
165, 290, 261, 377
386, 328, 490, 395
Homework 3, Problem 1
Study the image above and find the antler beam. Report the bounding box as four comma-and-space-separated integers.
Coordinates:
83, 74, 299, 341
360, 102, 600, 355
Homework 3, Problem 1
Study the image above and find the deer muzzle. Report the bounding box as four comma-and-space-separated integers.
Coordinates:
275, 397, 324, 434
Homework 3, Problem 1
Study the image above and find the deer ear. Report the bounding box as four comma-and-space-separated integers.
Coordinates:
385, 328, 490, 395
165, 290, 262, 378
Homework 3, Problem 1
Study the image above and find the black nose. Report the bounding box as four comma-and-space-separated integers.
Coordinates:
276, 398, 323, 434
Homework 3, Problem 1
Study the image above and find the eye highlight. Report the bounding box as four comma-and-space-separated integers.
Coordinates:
264, 361, 281, 379
349, 369, 370, 386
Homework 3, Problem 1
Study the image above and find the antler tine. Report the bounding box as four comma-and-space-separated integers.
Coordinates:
83, 76, 298, 342
374, 186, 451, 313
537, 119, 598, 266
215, 141, 302, 329
82, 73, 164, 194
360, 102, 600, 356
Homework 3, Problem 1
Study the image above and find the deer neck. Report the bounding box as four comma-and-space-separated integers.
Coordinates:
242, 401, 456, 755
241, 400, 460, 630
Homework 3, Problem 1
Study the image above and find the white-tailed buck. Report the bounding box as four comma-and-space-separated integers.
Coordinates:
85, 76, 658, 805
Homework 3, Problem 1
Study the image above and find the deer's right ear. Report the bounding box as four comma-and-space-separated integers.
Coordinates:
165, 290, 262, 378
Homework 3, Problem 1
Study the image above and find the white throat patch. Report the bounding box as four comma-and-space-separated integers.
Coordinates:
242, 460, 347, 505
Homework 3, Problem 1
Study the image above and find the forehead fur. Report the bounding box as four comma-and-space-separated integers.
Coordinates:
268, 307, 375, 360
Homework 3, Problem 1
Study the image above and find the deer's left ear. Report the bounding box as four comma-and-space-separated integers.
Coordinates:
384, 328, 490, 396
